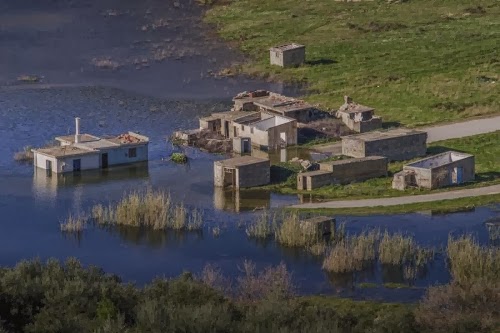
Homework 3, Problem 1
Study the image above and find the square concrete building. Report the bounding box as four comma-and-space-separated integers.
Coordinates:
342, 128, 427, 161
392, 151, 475, 190
270, 43, 305, 68
214, 156, 270, 189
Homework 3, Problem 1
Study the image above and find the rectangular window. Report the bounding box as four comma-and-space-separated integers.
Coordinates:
250, 127, 254, 134
242, 125, 245, 131
128, 147, 137, 158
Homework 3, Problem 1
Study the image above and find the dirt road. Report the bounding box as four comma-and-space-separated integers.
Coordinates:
292, 184, 500, 209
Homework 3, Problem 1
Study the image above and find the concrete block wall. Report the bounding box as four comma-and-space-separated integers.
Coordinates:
237, 160, 271, 188
364, 132, 427, 161
319, 156, 388, 184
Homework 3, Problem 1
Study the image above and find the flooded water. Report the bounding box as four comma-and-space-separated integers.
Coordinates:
0, 0, 498, 302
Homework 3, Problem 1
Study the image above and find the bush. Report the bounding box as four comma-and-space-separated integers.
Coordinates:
170, 152, 188, 164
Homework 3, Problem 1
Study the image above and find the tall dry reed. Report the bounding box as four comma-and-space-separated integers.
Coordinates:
60, 214, 87, 233
246, 210, 277, 239
447, 235, 500, 286
274, 212, 318, 247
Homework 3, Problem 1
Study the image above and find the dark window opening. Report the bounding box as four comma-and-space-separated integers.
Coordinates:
128, 148, 137, 158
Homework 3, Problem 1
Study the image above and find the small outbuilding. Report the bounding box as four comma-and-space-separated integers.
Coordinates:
214, 156, 270, 188
336, 96, 382, 133
297, 156, 388, 191
341, 128, 427, 161
300, 216, 335, 237
269, 43, 305, 68
392, 151, 475, 190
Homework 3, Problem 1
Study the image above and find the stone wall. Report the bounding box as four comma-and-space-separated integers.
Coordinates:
319, 156, 388, 184
342, 131, 427, 161
237, 160, 271, 188
297, 170, 335, 191
354, 117, 383, 133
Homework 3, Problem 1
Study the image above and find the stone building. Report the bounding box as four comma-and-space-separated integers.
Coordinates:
32, 118, 149, 174
336, 96, 382, 133
199, 110, 297, 150
392, 151, 475, 190
232, 90, 324, 123
341, 128, 427, 161
269, 43, 305, 68
297, 156, 388, 191
214, 156, 270, 188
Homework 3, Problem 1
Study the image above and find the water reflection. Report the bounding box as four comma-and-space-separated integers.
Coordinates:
213, 187, 270, 212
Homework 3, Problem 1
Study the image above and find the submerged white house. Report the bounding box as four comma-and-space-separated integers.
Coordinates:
32, 118, 149, 173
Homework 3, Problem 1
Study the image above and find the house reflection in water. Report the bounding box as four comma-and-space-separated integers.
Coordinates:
32, 162, 150, 203
213, 187, 271, 212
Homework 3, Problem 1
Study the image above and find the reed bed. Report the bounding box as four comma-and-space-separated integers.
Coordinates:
274, 213, 318, 248
60, 214, 87, 233
89, 190, 204, 231
322, 230, 379, 273
245, 210, 277, 239
447, 235, 500, 286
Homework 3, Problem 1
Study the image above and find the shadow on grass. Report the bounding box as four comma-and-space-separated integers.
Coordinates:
306, 59, 336, 66
382, 121, 401, 129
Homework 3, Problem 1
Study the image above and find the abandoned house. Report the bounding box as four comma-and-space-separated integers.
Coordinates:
269, 43, 306, 68
232, 90, 324, 123
336, 96, 382, 133
32, 118, 149, 174
214, 156, 270, 189
341, 128, 427, 161
300, 216, 336, 237
392, 151, 475, 190
297, 156, 388, 191
199, 110, 298, 150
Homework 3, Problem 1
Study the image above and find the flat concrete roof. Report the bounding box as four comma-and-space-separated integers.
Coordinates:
338, 102, 374, 114
34, 146, 98, 158
342, 128, 427, 142
211, 111, 260, 122
56, 134, 100, 143
216, 156, 269, 168
253, 95, 314, 113
270, 43, 305, 52
299, 170, 332, 177
320, 156, 386, 166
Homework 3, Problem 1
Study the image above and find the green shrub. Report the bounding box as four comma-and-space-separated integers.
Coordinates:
170, 152, 188, 164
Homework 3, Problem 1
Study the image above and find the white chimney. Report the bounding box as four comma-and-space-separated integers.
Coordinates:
75, 117, 81, 143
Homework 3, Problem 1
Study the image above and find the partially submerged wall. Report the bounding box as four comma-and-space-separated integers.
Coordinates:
320, 156, 388, 184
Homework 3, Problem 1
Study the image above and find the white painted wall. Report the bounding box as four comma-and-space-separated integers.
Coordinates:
102, 144, 148, 167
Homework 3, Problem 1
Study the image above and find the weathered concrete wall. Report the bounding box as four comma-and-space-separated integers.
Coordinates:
354, 117, 383, 133
319, 156, 388, 184
297, 171, 335, 191
342, 132, 427, 161
214, 162, 225, 187
233, 137, 251, 154
341, 137, 365, 158
200, 118, 221, 133
267, 121, 298, 150
236, 160, 270, 188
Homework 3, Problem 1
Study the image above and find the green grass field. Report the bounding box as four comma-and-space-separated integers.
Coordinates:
205, 0, 499, 127
256, 131, 500, 199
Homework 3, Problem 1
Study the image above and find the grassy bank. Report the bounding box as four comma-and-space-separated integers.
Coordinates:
258, 132, 500, 202
205, 0, 499, 127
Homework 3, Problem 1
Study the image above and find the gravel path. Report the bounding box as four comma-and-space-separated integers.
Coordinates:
292, 184, 500, 209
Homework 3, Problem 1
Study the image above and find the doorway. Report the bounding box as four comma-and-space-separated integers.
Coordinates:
224, 121, 229, 138
101, 153, 109, 169
280, 132, 287, 147
223, 167, 236, 188
73, 159, 81, 172
452, 167, 463, 184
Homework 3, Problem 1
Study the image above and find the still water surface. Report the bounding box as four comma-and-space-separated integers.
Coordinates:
0, 86, 497, 302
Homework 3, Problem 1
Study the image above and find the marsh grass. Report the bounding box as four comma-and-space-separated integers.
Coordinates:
13, 146, 34, 163
322, 230, 379, 273
60, 214, 87, 233
274, 213, 319, 248
447, 235, 500, 286
89, 190, 204, 232
245, 210, 277, 239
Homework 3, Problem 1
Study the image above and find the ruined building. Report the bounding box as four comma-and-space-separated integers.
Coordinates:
341, 128, 427, 161
199, 110, 297, 150
214, 156, 270, 189
269, 43, 305, 68
336, 96, 382, 133
297, 156, 388, 191
232, 90, 325, 123
392, 151, 475, 190
32, 118, 149, 174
